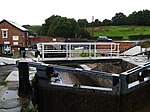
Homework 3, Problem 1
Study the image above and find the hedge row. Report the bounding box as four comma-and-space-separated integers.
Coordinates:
94, 35, 150, 41
107, 36, 124, 40
129, 35, 150, 40
93, 36, 124, 40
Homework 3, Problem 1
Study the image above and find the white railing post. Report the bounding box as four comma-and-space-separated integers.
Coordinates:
118, 43, 120, 56
42, 43, 44, 60
69, 44, 71, 59
89, 43, 91, 59
36, 42, 121, 60
66, 43, 68, 59
94, 43, 96, 58
110, 43, 112, 57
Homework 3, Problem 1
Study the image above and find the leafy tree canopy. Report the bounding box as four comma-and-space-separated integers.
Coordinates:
22, 25, 40, 36
37, 15, 91, 38
25, 9, 150, 38
78, 19, 88, 28
112, 12, 126, 25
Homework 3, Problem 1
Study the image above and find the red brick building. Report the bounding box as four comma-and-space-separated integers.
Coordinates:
28, 36, 65, 46
0, 19, 29, 54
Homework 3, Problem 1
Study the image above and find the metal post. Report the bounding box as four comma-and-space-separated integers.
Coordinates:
69, 43, 71, 59
18, 61, 32, 96
91, 16, 94, 38
89, 43, 91, 58
66, 44, 68, 59
94, 43, 96, 58
120, 74, 129, 94
36, 65, 53, 78
112, 76, 120, 95
42, 43, 44, 60
110, 43, 112, 57
69, 44, 71, 58
36, 65, 54, 87
117, 43, 120, 56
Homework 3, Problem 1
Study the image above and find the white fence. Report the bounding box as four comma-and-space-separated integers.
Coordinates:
37, 42, 120, 61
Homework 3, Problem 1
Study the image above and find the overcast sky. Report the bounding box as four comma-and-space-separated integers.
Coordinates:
0, 0, 150, 25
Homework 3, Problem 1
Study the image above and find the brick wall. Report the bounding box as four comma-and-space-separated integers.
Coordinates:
0, 21, 28, 48
28, 36, 65, 45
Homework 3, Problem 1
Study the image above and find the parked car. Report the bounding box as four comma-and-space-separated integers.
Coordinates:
97, 36, 112, 42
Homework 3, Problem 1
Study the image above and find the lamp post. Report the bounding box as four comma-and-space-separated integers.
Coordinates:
92, 16, 94, 38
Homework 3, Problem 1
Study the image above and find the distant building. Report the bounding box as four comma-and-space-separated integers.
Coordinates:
0, 19, 29, 54
28, 36, 65, 49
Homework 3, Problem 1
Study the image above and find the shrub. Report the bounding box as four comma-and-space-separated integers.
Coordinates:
129, 35, 150, 40
80, 52, 101, 57
107, 36, 124, 40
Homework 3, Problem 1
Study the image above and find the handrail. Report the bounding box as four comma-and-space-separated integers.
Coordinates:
120, 62, 150, 94
27, 62, 120, 95
37, 42, 120, 60
18, 61, 150, 96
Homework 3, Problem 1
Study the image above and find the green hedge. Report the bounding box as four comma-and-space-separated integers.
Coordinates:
94, 36, 124, 40
129, 35, 150, 40
107, 36, 124, 40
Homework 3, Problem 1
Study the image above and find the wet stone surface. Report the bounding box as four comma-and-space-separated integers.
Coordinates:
0, 67, 31, 112
0, 65, 17, 84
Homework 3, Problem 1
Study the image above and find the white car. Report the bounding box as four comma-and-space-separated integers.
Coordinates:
97, 36, 112, 42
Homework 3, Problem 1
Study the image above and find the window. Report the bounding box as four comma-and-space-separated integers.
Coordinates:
1, 29, 8, 38
12, 36, 19, 40
13, 42, 18, 45
4, 41, 10, 44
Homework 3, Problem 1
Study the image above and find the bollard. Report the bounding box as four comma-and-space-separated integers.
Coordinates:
18, 61, 32, 96
22, 51, 25, 58
20, 47, 26, 58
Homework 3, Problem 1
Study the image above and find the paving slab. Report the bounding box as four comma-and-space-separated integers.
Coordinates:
0, 68, 35, 111
5, 71, 35, 82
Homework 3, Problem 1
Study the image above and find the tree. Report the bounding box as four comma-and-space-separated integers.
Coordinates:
79, 28, 90, 38
77, 19, 89, 28
38, 15, 92, 38
126, 10, 150, 26
126, 11, 137, 25
38, 24, 47, 36
112, 12, 126, 25
45, 16, 80, 38
93, 19, 101, 27
101, 19, 112, 26
23, 25, 40, 36
38, 15, 60, 36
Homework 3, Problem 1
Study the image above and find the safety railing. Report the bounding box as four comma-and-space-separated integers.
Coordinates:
18, 60, 150, 96
120, 62, 150, 94
37, 42, 120, 61
28, 62, 120, 95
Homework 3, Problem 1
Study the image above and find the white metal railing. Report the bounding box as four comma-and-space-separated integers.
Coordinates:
37, 42, 120, 60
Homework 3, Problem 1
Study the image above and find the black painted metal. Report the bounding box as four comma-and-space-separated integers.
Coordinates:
120, 62, 150, 94
42, 58, 121, 64
18, 61, 150, 96
18, 61, 32, 96
28, 62, 119, 94
17, 60, 150, 112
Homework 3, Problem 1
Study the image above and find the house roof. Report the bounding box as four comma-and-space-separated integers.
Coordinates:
0, 19, 29, 31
